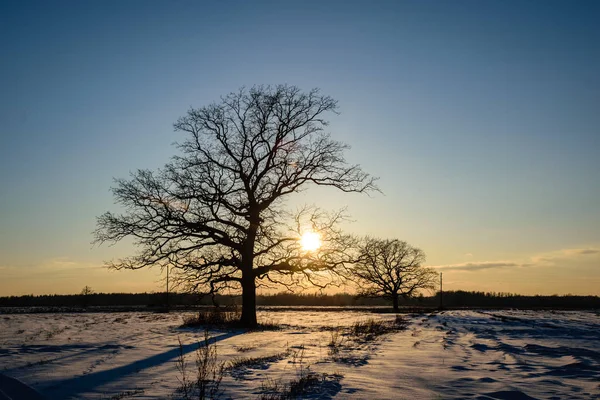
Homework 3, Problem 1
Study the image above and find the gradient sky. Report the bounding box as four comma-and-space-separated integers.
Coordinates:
1, 0, 599, 296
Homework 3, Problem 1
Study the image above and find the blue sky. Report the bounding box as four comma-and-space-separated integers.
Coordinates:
1, 0, 599, 295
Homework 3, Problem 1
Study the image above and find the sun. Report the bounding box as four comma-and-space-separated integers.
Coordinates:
300, 231, 321, 252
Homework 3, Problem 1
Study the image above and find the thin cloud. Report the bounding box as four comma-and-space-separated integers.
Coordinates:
532, 247, 600, 265
531, 256, 554, 264
429, 245, 600, 274
575, 249, 599, 255
431, 262, 520, 272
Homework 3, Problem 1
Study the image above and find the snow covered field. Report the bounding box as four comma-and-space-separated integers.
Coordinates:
1, 309, 599, 399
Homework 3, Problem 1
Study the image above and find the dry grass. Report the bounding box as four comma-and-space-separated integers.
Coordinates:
176, 331, 225, 400
350, 315, 407, 341
181, 308, 282, 331
181, 307, 241, 328
233, 344, 256, 353
258, 372, 342, 399
103, 389, 144, 399
327, 328, 345, 357
225, 350, 290, 371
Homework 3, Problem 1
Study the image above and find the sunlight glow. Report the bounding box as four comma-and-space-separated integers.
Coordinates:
300, 231, 321, 252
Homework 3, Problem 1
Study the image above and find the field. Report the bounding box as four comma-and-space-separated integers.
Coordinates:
0, 309, 599, 399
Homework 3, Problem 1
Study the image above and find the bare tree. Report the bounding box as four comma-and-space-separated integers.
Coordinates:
80, 285, 94, 308
353, 238, 437, 312
94, 85, 377, 326
80, 285, 94, 296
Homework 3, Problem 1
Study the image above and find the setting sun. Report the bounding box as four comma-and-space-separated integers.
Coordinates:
300, 231, 321, 252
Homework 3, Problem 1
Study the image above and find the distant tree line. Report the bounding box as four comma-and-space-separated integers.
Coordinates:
434, 290, 600, 309
0, 292, 385, 309
0, 290, 598, 310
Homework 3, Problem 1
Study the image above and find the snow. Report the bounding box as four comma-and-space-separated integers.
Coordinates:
0, 309, 599, 399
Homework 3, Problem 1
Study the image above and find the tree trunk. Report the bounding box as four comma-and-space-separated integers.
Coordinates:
392, 295, 399, 313
240, 210, 259, 327
240, 273, 257, 327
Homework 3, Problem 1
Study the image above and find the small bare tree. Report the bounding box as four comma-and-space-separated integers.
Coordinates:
94, 85, 377, 327
80, 285, 94, 308
80, 285, 94, 296
353, 238, 437, 312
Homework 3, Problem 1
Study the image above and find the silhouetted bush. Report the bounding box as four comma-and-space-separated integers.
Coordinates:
181, 307, 241, 327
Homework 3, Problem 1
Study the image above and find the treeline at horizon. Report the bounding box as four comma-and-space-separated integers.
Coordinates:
0, 290, 599, 309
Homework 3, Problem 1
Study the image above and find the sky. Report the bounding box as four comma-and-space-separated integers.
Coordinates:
1, 0, 599, 296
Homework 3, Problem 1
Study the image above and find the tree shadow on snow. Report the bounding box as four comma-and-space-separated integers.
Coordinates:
40, 330, 242, 399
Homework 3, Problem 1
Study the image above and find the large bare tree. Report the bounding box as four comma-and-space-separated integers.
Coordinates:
353, 238, 438, 312
94, 85, 377, 326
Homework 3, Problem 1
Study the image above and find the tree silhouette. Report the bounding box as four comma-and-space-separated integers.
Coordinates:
94, 85, 377, 326
353, 238, 437, 312
80, 286, 94, 296
80, 285, 94, 308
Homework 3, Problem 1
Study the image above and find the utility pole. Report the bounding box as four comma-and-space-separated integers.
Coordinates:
439, 272, 443, 310
166, 264, 169, 312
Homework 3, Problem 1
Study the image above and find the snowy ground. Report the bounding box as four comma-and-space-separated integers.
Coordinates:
0, 309, 599, 399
